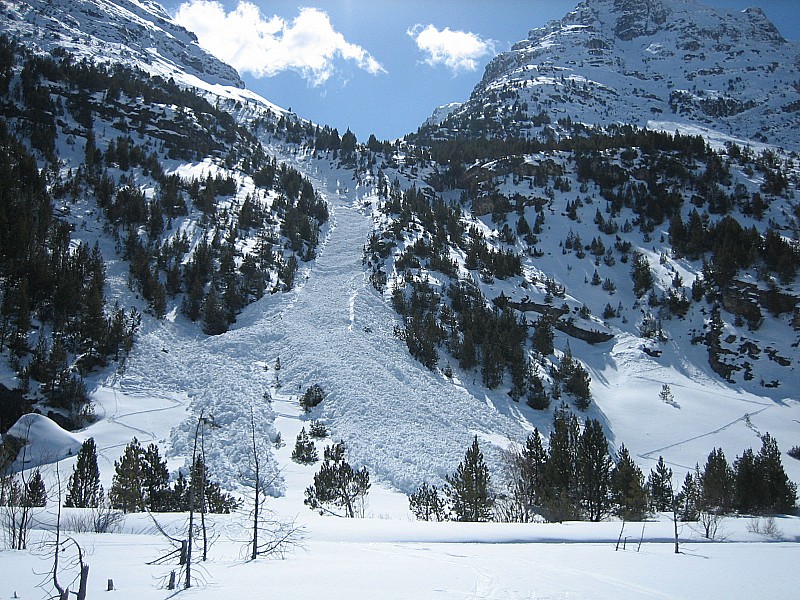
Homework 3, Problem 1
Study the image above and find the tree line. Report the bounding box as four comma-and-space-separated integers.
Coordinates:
409, 405, 796, 524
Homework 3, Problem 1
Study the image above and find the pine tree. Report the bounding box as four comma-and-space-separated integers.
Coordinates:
141, 443, 170, 511
557, 346, 592, 409
700, 447, 734, 513
647, 456, 674, 512
305, 442, 370, 518
65, 438, 103, 508
510, 428, 548, 519
631, 251, 653, 298
408, 482, 446, 521
189, 457, 239, 514
308, 420, 328, 439
291, 428, 319, 464
446, 436, 494, 522
25, 468, 47, 507
678, 468, 701, 521
299, 384, 325, 412
109, 438, 144, 512
576, 419, 612, 521
658, 384, 674, 405
202, 287, 228, 335
610, 444, 648, 520
755, 433, 797, 513
169, 470, 189, 511
733, 447, 760, 514
543, 404, 580, 522
532, 314, 554, 356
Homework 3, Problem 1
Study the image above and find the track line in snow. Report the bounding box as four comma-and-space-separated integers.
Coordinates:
639, 406, 771, 466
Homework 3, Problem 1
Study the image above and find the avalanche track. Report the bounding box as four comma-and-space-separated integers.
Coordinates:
113, 156, 528, 494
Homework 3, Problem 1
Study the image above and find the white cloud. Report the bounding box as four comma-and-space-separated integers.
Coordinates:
174, 1, 385, 86
408, 24, 495, 74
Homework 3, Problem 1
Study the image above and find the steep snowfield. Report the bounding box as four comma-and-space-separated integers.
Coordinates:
93, 153, 531, 494
73, 142, 800, 499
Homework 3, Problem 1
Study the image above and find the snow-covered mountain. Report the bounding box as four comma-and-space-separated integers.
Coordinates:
2, 0, 243, 88
0, 0, 798, 514
423, 0, 800, 150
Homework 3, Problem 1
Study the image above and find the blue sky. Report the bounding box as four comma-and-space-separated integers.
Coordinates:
160, 1, 800, 141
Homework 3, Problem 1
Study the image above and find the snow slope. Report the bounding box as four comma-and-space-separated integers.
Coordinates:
1, 1, 799, 597
2, 0, 243, 88
2, 508, 800, 599
5, 413, 82, 471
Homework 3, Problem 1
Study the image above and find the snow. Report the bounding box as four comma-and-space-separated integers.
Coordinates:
2, 1, 800, 597
5, 413, 82, 471
2, 510, 800, 599
5, 145, 797, 597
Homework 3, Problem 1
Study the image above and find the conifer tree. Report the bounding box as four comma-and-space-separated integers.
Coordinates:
25, 468, 47, 507
299, 384, 325, 412
610, 444, 648, 520
631, 251, 654, 298
141, 442, 170, 511
508, 428, 548, 519
700, 447, 734, 513
755, 433, 797, 513
647, 456, 674, 512
658, 384, 674, 405
109, 438, 144, 512
305, 442, 370, 518
169, 471, 189, 511
202, 287, 228, 335
543, 404, 580, 522
576, 419, 612, 521
532, 314, 554, 356
65, 438, 103, 508
678, 468, 701, 521
291, 428, 319, 464
445, 436, 494, 522
189, 457, 239, 514
733, 447, 760, 514
408, 482, 446, 521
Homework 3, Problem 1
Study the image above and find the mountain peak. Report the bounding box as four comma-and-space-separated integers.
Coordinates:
2, 0, 244, 88
427, 0, 798, 150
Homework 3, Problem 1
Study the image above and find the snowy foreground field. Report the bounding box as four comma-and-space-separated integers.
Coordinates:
3, 510, 800, 600
4, 384, 800, 599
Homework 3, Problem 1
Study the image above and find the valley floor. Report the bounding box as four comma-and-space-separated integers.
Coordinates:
3, 513, 800, 600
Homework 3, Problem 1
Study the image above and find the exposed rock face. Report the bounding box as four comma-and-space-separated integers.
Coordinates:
722, 285, 763, 329
494, 296, 614, 344
722, 281, 800, 330
610, 0, 670, 40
